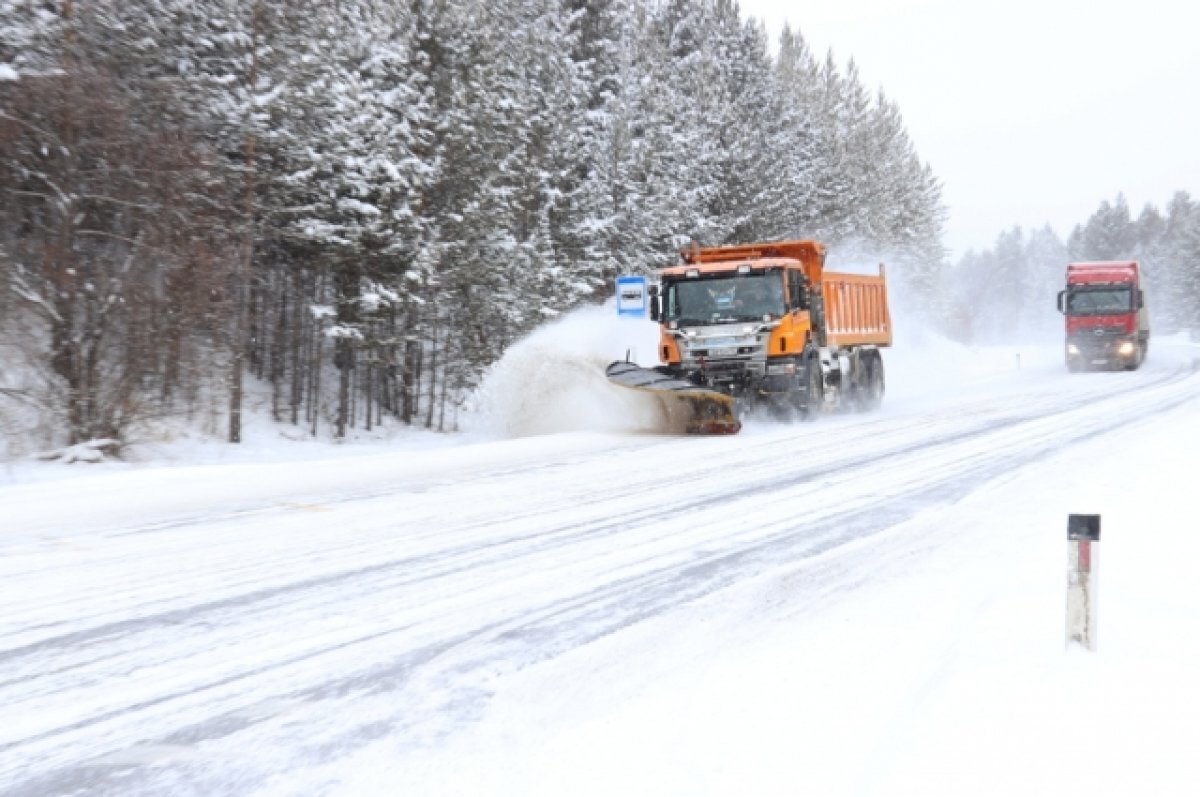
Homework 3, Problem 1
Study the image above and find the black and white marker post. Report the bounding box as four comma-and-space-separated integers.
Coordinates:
1066, 514, 1101, 651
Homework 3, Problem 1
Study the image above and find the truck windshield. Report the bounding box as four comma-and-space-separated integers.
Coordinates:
1066, 287, 1132, 315
665, 274, 785, 323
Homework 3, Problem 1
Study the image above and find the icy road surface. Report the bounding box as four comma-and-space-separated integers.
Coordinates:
3, 345, 1199, 795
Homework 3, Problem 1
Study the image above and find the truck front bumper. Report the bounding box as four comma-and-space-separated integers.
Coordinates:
1066, 336, 1138, 367
675, 355, 807, 396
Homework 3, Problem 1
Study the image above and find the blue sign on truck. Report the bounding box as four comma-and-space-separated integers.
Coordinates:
616, 275, 648, 318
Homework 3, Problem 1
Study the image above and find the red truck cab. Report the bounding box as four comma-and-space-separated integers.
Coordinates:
1056, 261, 1150, 371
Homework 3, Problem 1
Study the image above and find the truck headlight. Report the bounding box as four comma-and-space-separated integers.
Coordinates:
1067, 344, 1080, 355
1117, 340, 1135, 355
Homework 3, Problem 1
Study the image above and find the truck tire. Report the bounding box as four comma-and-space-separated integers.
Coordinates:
798, 352, 823, 420
859, 351, 884, 411
844, 354, 867, 412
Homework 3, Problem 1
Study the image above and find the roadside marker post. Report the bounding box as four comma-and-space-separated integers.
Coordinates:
1066, 514, 1100, 651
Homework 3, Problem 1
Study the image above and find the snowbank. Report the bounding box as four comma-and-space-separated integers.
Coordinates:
463, 304, 668, 438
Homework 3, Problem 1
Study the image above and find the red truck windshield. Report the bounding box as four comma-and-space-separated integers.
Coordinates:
1065, 287, 1132, 315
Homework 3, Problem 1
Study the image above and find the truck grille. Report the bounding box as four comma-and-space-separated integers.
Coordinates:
1070, 325, 1125, 340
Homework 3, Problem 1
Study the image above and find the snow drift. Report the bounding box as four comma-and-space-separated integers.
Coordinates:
464, 305, 669, 438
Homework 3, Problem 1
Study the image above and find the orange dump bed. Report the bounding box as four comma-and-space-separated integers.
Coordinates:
822, 271, 892, 347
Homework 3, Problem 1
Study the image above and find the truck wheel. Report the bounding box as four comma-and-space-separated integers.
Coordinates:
845, 356, 867, 412
799, 354, 823, 420
859, 352, 884, 411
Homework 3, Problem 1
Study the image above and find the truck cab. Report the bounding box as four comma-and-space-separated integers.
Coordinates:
1057, 261, 1150, 371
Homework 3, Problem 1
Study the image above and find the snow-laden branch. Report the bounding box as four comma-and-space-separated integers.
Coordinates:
0, 110, 63, 145
76, 194, 162, 213
9, 272, 63, 324
75, 229, 163, 253
6, 172, 70, 208
325, 324, 365, 341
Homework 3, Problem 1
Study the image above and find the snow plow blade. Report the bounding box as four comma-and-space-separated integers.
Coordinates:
605, 361, 741, 435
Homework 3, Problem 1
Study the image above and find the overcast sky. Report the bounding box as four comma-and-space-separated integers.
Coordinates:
737, 0, 1200, 259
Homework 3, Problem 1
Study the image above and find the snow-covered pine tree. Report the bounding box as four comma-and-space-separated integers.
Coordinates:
554, 0, 632, 289
270, 0, 426, 436
866, 93, 944, 259
626, 0, 725, 255
1021, 224, 1069, 340
699, 5, 792, 245
989, 226, 1031, 342
769, 24, 822, 238
1068, 194, 1137, 261
1157, 192, 1200, 332
806, 51, 853, 244
1134, 203, 1166, 256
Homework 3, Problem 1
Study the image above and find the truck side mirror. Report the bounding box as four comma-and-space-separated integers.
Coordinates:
649, 285, 660, 322
795, 283, 810, 310
1136, 289, 1145, 310
1056, 290, 1065, 313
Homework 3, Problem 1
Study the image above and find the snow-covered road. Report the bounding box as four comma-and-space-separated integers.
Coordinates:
3, 340, 1199, 796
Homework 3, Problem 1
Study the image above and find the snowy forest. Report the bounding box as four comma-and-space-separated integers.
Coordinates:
0, 0, 946, 448
3, 1, 1194, 454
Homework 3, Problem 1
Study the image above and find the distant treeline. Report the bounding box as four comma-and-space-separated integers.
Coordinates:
951, 193, 1200, 343
0, 0, 945, 450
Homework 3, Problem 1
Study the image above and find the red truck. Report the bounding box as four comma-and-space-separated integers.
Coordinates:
1056, 261, 1150, 371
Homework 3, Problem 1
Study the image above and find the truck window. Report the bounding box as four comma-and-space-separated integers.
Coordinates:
1066, 288, 1132, 315
665, 274, 785, 323
787, 270, 809, 310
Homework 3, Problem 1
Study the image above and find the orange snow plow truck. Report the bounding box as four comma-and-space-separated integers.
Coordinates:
607, 240, 892, 433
